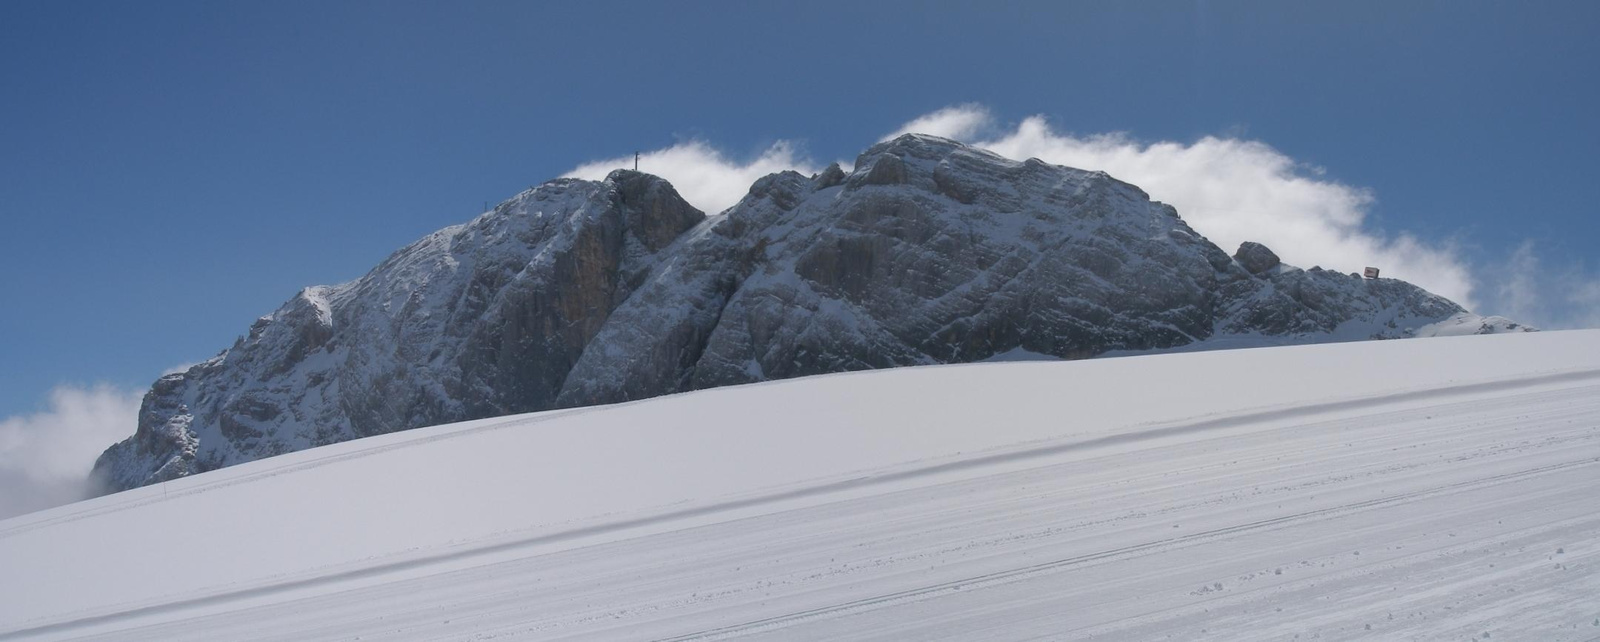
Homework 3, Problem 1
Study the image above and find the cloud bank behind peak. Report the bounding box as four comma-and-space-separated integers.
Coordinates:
0, 384, 141, 520
564, 139, 818, 216
886, 105, 1474, 309
560, 104, 1600, 324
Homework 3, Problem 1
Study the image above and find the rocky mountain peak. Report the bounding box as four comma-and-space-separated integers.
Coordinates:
1233, 241, 1282, 275
813, 162, 847, 190
92, 136, 1530, 494
605, 169, 704, 250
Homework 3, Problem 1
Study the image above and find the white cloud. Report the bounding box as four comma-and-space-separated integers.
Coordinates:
559, 104, 1594, 323
1479, 240, 1600, 330
0, 384, 141, 520
884, 106, 1477, 308
565, 140, 818, 216
880, 103, 996, 142
1572, 282, 1600, 329
1494, 241, 1543, 323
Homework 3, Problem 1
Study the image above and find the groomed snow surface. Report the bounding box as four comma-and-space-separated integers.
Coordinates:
3, 331, 1599, 640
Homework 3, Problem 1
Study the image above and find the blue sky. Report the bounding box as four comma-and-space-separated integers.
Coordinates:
1, 1, 1597, 439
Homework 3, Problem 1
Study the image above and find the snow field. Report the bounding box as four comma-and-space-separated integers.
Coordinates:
1, 330, 1598, 640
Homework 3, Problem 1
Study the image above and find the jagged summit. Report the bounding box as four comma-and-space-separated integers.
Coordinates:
92, 136, 1528, 492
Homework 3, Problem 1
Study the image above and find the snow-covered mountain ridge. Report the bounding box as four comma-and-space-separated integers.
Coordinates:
92, 134, 1528, 492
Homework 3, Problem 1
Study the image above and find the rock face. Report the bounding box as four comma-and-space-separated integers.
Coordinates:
1234, 241, 1281, 275
94, 171, 704, 490
92, 135, 1529, 492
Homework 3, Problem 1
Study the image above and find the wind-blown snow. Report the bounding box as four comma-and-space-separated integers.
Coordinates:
2, 330, 1597, 640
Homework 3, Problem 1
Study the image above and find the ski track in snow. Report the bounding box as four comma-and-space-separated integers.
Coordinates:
3, 335, 1600, 640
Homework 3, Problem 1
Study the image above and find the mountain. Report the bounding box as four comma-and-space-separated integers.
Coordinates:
91, 134, 1528, 492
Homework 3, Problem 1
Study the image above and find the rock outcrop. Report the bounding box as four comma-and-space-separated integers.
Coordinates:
1234, 241, 1281, 275
92, 135, 1529, 492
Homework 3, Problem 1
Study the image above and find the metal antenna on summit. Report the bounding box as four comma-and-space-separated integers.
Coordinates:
634, 151, 640, 171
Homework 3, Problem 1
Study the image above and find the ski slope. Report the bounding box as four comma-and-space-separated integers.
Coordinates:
2, 331, 1598, 640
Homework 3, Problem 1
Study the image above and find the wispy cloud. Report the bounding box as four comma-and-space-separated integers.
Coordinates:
565, 140, 818, 216
1479, 240, 1600, 330
881, 103, 997, 142
0, 384, 141, 520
